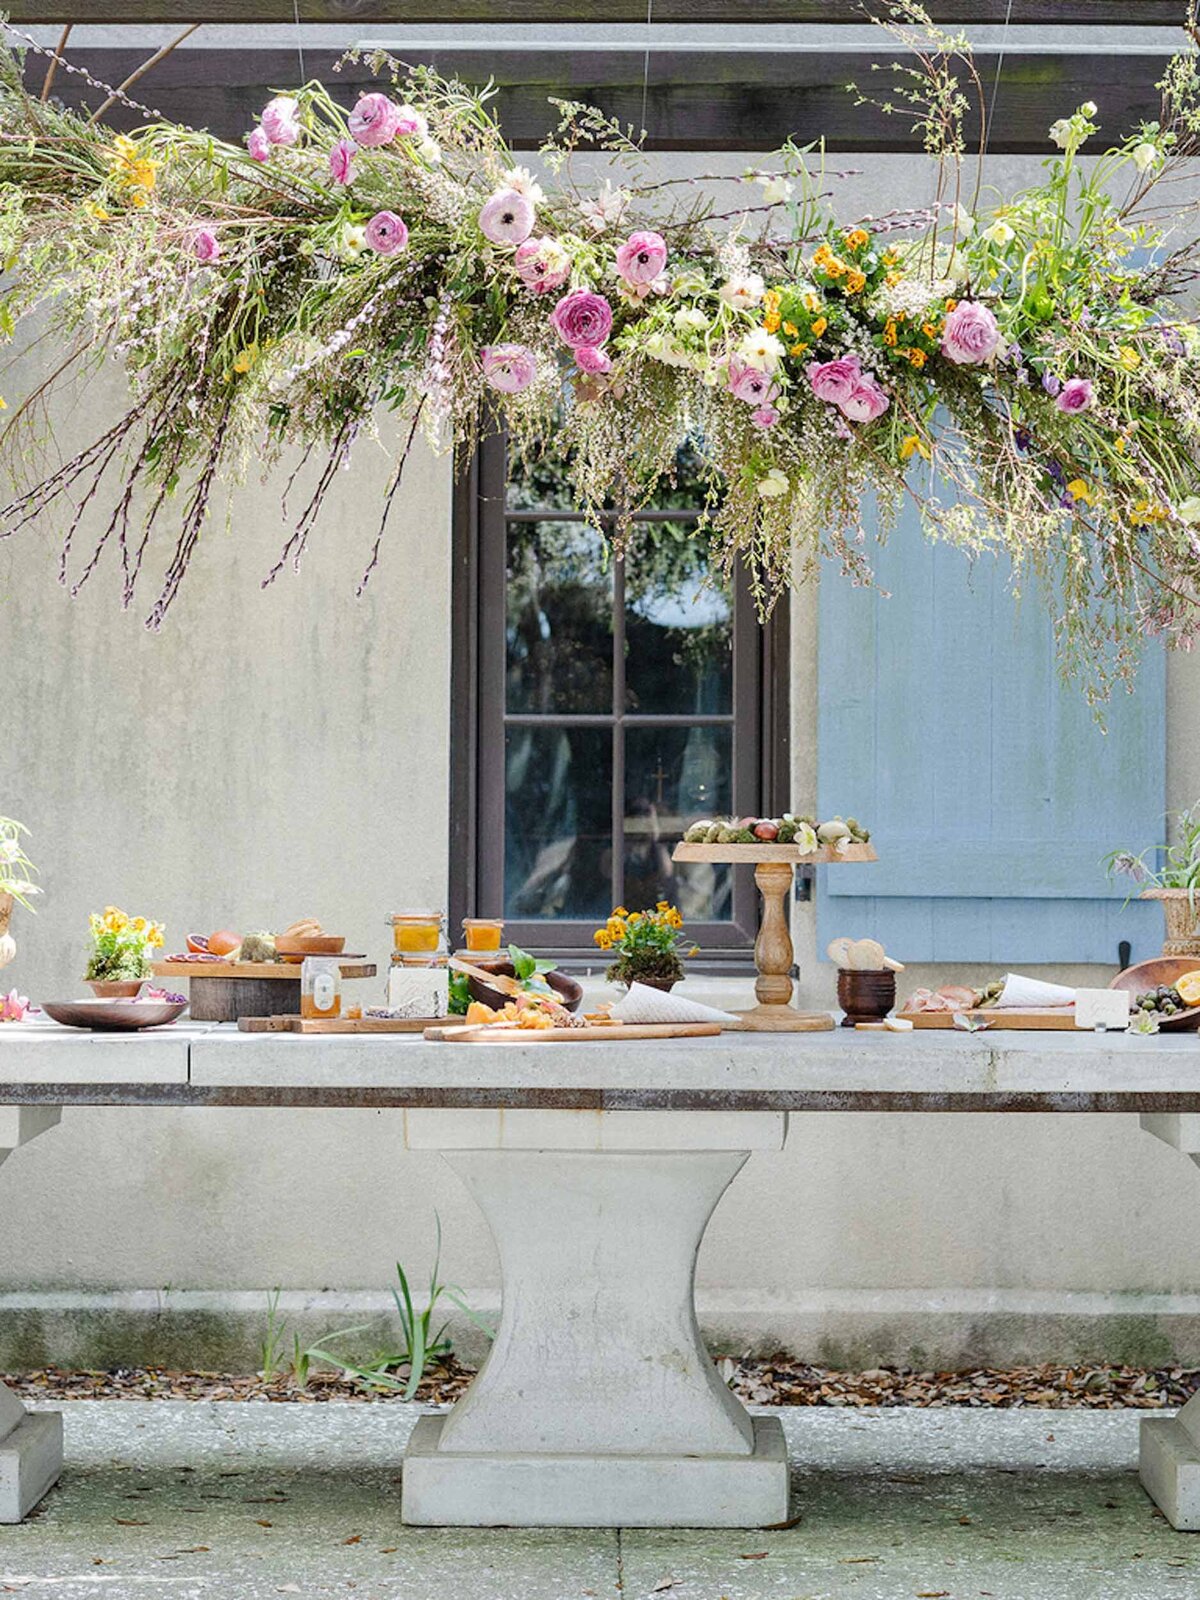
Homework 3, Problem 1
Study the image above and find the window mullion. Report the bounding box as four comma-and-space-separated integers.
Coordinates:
612, 547, 627, 911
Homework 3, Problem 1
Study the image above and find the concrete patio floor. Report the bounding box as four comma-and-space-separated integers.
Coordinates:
0, 1401, 1196, 1599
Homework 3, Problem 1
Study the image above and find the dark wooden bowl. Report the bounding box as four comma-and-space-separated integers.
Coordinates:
466, 961, 583, 1014
43, 999, 188, 1032
1110, 957, 1200, 1032
837, 969, 896, 1028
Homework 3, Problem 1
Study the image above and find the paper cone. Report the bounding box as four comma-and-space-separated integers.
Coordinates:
609, 983, 739, 1025
995, 973, 1076, 1009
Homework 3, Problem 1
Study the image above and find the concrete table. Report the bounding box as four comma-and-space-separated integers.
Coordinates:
4, 1025, 1200, 1528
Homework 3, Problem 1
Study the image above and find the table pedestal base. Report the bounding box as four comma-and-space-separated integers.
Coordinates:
403, 1412, 787, 1528
725, 1003, 835, 1033
0, 1106, 64, 1522
400, 1108, 789, 1528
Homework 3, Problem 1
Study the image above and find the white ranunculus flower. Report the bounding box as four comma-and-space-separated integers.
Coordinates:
793, 822, 818, 854
983, 218, 1015, 246
757, 467, 790, 500
1049, 118, 1072, 150
673, 306, 709, 332
1081, 100, 1098, 117
737, 329, 785, 373
952, 203, 975, 237
0, 839, 18, 863
1132, 142, 1162, 173
756, 173, 794, 205
719, 272, 765, 310
1178, 496, 1200, 525
505, 165, 545, 205
417, 138, 442, 165
340, 223, 367, 258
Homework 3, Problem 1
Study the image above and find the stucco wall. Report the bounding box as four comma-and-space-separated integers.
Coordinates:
4, 138, 1200, 1371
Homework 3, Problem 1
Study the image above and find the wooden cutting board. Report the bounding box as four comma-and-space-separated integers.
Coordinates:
423, 1022, 723, 1043
156, 960, 374, 980
897, 1008, 1077, 1030
238, 1015, 435, 1034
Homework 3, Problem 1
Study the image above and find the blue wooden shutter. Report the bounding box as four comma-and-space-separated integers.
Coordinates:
816, 501, 1165, 964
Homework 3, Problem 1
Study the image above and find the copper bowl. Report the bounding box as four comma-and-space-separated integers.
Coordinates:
466, 960, 584, 1014
837, 968, 896, 1028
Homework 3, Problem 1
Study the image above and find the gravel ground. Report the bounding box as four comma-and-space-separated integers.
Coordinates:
6, 1359, 1199, 1409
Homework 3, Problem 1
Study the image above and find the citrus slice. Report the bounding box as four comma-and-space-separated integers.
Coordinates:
1175, 970, 1200, 1006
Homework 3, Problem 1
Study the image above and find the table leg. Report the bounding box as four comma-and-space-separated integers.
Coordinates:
0, 1107, 64, 1523
400, 1108, 790, 1527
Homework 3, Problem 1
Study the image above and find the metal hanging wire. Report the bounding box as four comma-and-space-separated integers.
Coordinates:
640, 0, 653, 144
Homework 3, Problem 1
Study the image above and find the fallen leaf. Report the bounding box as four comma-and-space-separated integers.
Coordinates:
653, 1580, 681, 1593
276, 1587, 302, 1595
177, 1546, 209, 1554
255, 1519, 273, 1528
841, 1557, 879, 1564
380, 1548, 398, 1555
739, 1552, 769, 1560
343, 1535, 362, 1545
114, 1518, 148, 1526
917, 1592, 951, 1597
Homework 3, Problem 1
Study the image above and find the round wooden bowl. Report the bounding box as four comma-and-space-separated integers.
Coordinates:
276, 934, 346, 963
45, 999, 187, 1031
1110, 957, 1200, 1031
466, 962, 583, 1014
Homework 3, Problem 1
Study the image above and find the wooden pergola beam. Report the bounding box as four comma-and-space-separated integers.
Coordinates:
2, 0, 1188, 21
33, 43, 1175, 151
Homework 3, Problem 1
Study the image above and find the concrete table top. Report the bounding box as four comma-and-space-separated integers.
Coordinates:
0, 1022, 1199, 1109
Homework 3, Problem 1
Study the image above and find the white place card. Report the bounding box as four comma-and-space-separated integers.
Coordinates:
1073, 988, 1131, 1031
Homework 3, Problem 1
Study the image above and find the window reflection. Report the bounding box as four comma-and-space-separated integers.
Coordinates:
505, 726, 612, 919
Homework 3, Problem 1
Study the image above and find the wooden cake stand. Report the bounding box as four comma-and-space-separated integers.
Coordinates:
671, 841, 878, 1032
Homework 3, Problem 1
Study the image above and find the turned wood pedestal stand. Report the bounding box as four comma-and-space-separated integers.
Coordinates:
672, 841, 878, 1033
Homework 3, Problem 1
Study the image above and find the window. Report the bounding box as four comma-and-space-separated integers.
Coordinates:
451, 431, 789, 965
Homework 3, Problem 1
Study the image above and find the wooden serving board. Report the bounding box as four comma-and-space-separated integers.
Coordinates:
239, 1015, 436, 1034
897, 1007, 1077, 1031
155, 960, 374, 980
423, 1022, 724, 1043
672, 842, 877, 864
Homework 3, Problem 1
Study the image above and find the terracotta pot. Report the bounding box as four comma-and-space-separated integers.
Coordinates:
86, 978, 146, 1000
628, 975, 678, 994
837, 968, 896, 1027
1140, 888, 1200, 957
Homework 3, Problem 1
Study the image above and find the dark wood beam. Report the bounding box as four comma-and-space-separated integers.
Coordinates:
2, 1, 1188, 22
30, 44, 1174, 152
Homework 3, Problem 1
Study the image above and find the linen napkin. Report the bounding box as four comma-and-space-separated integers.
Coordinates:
609, 983, 739, 1026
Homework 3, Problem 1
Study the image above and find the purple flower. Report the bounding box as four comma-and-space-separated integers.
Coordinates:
260, 96, 301, 147
750, 405, 780, 430
1014, 425, 1032, 451
479, 189, 535, 247
246, 126, 271, 163
1111, 851, 1150, 883
1159, 324, 1186, 357
615, 229, 667, 286
550, 289, 613, 349
940, 300, 1000, 365
1056, 376, 1094, 414
575, 345, 612, 375
840, 375, 890, 423
348, 93, 403, 148
480, 344, 538, 393
329, 137, 357, 185
727, 358, 778, 407
807, 355, 862, 406
364, 210, 409, 256
1041, 371, 1062, 397
514, 237, 571, 296
191, 227, 220, 264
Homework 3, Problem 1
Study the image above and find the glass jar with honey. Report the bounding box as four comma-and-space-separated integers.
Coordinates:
300, 955, 342, 1020
388, 912, 445, 955
462, 918, 504, 954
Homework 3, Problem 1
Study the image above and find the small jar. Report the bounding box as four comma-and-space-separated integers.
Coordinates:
388, 912, 445, 955
300, 955, 342, 1020
462, 918, 504, 954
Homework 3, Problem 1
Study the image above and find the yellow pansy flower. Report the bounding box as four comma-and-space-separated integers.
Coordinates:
810, 316, 827, 338
762, 312, 781, 334
906, 347, 927, 368
789, 342, 808, 358
84, 199, 110, 223
1117, 345, 1140, 371
844, 227, 869, 250
1066, 478, 1097, 506
232, 343, 260, 374
900, 434, 932, 462
845, 269, 867, 294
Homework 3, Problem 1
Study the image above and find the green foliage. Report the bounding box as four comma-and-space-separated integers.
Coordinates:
0, 818, 39, 911
1106, 803, 1200, 907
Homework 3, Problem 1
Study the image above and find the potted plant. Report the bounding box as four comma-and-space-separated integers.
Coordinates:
593, 902, 697, 993
84, 906, 165, 997
1106, 805, 1200, 956
0, 818, 41, 971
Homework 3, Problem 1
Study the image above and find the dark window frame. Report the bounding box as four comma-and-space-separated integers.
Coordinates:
449, 429, 791, 971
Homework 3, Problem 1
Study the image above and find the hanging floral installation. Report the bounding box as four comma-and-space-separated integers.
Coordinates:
1, 4, 1200, 693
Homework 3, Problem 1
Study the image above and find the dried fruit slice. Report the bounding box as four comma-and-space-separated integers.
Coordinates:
1175, 970, 1200, 1006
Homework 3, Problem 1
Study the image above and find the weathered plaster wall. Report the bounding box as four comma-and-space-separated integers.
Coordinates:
3, 137, 1200, 1369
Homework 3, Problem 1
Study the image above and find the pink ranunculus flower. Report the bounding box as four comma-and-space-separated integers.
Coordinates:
940, 300, 1001, 366
550, 289, 613, 349
575, 345, 613, 375
329, 137, 357, 185
0, 989, 30, 1023
348, 92, 403, 147
615, 229, 668, 286
727, 358, 779, 408
807, 355, 862, 406
1056, 376, 1095, 414
479, 189, 535, 247
364, 210, 409, 256
839, 376, 890, 423
514, 237, 571, 296
260, 95, 301, 147
480, 344, 538, 394
246, 126, 271, 163
750, 405, 780, 430
191, 228, 220, 264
